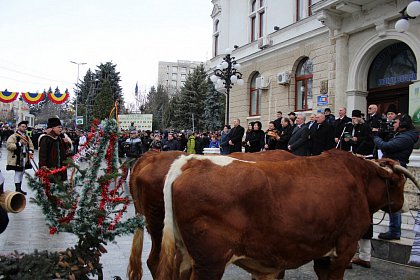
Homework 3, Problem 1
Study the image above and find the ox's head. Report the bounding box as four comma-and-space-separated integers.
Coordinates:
371, 158, 419, 213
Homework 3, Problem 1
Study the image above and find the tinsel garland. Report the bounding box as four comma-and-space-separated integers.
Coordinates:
28, 118, 144, 243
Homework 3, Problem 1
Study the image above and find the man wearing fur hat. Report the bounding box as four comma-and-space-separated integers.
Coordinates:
38, 117, 68, 182
6, 120, 34, 195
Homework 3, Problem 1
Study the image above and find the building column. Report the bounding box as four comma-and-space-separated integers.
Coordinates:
335, 33, 349, 113
346, 90, 368, 114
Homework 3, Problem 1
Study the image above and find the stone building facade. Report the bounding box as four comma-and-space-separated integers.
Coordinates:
210, 0, 419, 128
210, 0, 419, 239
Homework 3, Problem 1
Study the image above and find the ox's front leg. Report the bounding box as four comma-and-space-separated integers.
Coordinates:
314, 242, 357, 280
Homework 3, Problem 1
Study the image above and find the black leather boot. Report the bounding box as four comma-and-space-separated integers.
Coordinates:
0, 182, 3, 195
15, 183, 27, 195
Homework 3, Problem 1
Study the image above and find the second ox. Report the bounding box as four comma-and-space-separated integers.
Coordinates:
157, 149, 419, 280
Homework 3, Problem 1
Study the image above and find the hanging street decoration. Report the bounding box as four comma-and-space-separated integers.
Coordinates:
21, 91, 45, 104
0, 90, 19, 103
48, 88, 69, 104
0, 88, 72, 105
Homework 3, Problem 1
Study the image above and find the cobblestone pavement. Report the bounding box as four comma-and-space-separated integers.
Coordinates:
0, 146, 419, 279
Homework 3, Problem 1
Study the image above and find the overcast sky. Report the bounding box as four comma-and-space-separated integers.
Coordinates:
0, 0, 213, 104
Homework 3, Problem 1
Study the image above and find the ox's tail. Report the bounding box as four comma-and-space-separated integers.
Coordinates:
156, 155, 188, 280
128, 228, 144, 280
127, 158, 145, 280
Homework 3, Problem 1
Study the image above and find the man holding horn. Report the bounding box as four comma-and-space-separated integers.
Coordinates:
6, 120, 34, 195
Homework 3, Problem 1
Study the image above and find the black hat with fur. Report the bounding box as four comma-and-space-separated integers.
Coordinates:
47, 117, 61, 128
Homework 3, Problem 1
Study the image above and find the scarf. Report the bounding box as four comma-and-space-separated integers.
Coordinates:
409, 210, 420, 265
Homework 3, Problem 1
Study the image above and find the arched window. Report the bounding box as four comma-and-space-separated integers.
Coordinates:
368, 42, 417, 89
295, 58, 313, 111
250, 72, 261, 116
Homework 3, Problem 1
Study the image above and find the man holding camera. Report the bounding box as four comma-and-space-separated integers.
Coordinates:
374, 112, 418, 240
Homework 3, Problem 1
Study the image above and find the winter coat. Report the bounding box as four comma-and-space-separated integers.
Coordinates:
124, 138, 143, 158
276, 124, 293, 151
310, 123, 335, 156
6, 132, 34, 171
38, 132, 68, 182
374, 129, 419, 167
228, 125, 245, 153
265, 129, 278, 150
333, 116, 352, 151
244, 130, 253, 153
209, 140, 220, 148
347, 123, 371, 155
0, 206, 8, 234
248, 130, 265, 152
163, 139, 181, 151
187, 135, 196, 154
220, 132, 229, 155
288, 124, 310, 156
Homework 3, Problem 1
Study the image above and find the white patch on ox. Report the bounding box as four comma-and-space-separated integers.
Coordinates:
323, 247, 337, 258
161, 154, 255, 275
163, 154, 248, 233
187, 154, 255, 166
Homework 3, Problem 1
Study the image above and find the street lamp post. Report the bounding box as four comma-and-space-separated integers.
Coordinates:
70, 61, 87, 126
210, 48, 244, 124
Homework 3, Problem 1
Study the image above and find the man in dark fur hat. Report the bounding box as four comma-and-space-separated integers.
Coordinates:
38, 117, 68, 182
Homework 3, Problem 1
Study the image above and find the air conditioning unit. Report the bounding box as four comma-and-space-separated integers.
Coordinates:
257, 36, 272, 49
256, 76, 269, 89
277, 72, 291, 85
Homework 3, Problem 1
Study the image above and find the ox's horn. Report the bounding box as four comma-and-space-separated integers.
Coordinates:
393, 165, 420, 191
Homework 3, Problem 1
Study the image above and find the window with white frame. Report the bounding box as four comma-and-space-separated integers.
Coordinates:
172, 66, 178, 73
296, 0, 312, 21
295, 58, 313, 111
172, 73, 177, 80
249, 0, 265, 42
249, 72, 262, 116
213, 19, 220, 57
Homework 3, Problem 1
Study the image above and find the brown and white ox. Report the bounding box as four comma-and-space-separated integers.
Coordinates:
157, 149, 419, 280
128, 150, 296, 280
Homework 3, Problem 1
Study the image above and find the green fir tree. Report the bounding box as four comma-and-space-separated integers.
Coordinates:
204, 78, 225, 131
171, 64, 208, 131
93, 80, 115, 121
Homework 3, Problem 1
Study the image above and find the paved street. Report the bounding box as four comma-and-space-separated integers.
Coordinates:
1, 146, 419, 279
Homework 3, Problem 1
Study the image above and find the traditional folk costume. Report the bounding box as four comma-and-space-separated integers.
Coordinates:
6, 121, 34, 194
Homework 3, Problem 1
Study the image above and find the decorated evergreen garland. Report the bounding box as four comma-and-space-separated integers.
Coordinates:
0, 117, 144, 280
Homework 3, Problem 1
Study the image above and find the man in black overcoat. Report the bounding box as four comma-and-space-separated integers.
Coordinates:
311, 113, 335, 156
334, 107, 352, 151
288, 114, 309, 156
228, 119, 245, 153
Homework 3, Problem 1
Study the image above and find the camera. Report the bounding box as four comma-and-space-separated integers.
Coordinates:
377, 117, 395, 140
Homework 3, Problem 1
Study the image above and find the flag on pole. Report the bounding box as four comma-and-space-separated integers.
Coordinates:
135, 82, 138, 97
